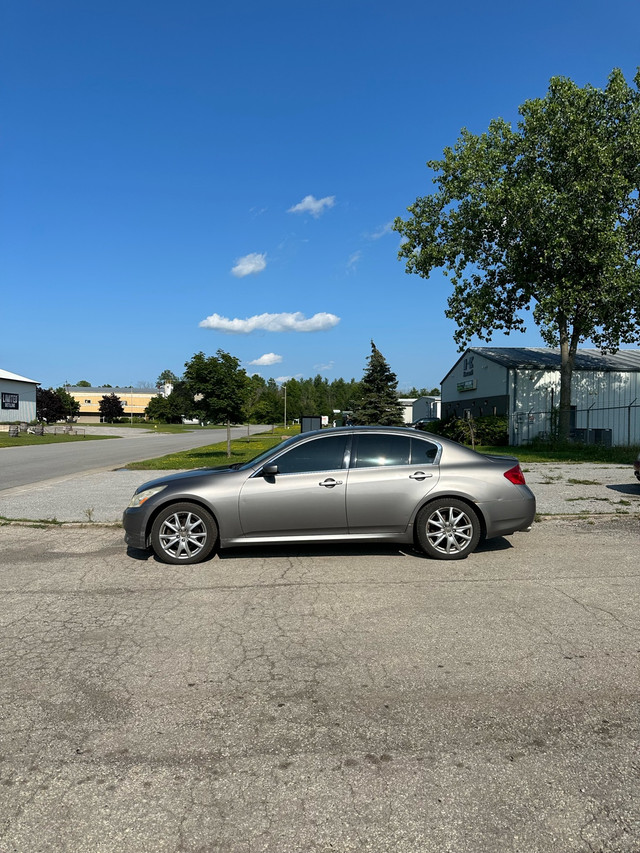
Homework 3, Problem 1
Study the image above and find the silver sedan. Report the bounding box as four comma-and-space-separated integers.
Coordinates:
123, 426, 536, 564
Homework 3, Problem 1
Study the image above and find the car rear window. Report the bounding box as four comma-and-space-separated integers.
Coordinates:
411, 437, 439, 464
352, 434, 411, 468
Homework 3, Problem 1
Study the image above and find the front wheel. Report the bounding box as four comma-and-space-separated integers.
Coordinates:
150, 502, 218, 565
416, 499, 480, 560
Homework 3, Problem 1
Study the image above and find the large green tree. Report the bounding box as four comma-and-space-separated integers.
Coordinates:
99, 393, 124, 423
156, 369, 179, 389
37, 387, 80, 423
183, 350, 249, 455
56, 387, 81, 420
395, 69, 640, 440
352, 341, 404, 426
145, 381, 196, 423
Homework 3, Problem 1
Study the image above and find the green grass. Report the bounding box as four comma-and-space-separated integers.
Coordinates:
474, 444, 639, 464
0, 432, 113, 448
126, 426, 298, 470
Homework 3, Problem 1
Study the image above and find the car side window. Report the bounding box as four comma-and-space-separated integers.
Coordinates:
411, 437, 439, 464
273, 435, 348, 475
352, 434, 411, 468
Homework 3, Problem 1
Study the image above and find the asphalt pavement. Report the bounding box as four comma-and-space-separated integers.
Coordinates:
0, 423, 268, 491
1, 515, 638, 852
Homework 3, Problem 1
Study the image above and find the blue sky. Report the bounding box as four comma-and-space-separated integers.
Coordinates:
2, 0, 639, 391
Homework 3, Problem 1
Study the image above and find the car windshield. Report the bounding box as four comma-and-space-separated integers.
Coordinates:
236, 434, 303, 471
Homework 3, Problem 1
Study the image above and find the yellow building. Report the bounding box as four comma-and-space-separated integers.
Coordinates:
68, 386, 159, 422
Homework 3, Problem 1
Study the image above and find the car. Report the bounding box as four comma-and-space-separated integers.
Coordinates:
411, 417, 435, 429
634, 452, 640, 482
123, 426, 536, 565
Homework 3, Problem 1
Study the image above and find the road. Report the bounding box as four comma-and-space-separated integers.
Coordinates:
0, 424, 269, 491
0, 516, 638, 852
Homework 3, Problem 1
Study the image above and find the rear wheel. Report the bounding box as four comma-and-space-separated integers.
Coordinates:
416, 498, 480, 560
150, 502, 218, 565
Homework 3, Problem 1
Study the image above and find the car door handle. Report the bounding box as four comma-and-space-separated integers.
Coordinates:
319, 478, 343, 488
409, 471, 433, 480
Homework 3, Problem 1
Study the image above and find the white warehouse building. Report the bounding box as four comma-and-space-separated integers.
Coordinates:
0, 368, 39, 423
441, 347, 640, 447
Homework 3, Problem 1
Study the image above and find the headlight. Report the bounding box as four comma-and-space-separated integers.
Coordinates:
128, 485, 167, 508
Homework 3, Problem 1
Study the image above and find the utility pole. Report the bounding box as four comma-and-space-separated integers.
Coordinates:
283, 382, 287, 429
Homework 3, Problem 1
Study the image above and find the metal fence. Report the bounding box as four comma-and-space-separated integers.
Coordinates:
511, 402, 640, 447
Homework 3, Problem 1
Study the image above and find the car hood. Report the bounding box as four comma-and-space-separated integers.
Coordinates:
136, 465, 242, 493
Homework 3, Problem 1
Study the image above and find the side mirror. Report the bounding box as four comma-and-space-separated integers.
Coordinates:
262, 464, 279, 477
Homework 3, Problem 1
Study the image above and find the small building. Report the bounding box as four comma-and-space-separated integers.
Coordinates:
67, 386, 159, 422
0, 368, 39, 423
441, 347, 640, 446
398, 396, 441, 424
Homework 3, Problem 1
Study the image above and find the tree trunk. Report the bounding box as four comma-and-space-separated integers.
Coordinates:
557, 320, 576, 443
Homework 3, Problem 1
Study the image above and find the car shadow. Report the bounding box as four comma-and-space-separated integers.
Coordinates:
475, 536, 514, 554
126, 546, 154, 561
217, 536, 514, 561
127, 537, 515, 563
606, 483, 640, 496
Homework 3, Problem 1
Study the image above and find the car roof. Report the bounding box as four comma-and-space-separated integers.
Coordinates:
284, 425, 488, 458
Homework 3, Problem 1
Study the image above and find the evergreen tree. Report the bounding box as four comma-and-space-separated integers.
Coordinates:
352, 342, 404, 426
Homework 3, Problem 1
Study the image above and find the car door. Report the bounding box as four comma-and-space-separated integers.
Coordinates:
238, 433, 350, 537
346, 433, 440, 533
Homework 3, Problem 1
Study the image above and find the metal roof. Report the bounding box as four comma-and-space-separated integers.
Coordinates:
469, 347, 640, 372
0, 368, 39, 384
67, 386, 157, 393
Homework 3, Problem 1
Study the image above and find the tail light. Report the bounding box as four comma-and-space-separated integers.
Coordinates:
504, 464, 526, 485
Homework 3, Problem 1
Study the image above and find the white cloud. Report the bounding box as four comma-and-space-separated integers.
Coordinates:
276, 374, 302, 384
199, 311, 340, 334
288, 194, 335, 218
247, 353, 283, 366
231, 252, 267, 278
314, 361, 335, 372
371, 221, 394, 240
347, 251, 361, 271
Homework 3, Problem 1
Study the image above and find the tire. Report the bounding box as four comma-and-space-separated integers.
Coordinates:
416, 498, 481, 560
150, 502, 218, 565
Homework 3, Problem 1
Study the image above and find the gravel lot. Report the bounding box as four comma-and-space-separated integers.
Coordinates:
0, 462, 638, 524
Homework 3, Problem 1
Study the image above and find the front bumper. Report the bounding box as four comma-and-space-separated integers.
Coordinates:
122, 506, 150, 550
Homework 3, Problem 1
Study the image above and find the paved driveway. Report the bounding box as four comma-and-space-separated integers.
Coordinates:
0, 516, 638, 852
0, 424, 268, 491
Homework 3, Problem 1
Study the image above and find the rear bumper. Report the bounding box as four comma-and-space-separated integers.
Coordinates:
478, 487, 536, 539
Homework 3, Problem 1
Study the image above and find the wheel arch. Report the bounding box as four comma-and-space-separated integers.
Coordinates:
144, 495, 221, 548
413, 494, 487, 543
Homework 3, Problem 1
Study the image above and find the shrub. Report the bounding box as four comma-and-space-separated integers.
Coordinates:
418, 415, 509, 447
